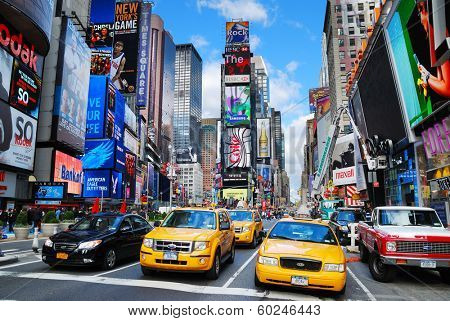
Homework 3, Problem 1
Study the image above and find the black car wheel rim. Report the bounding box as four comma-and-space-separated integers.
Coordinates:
373, 256, 384, 275
107, 250, 116, 268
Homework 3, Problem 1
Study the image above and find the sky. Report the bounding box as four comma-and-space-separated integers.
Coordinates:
152, 0, 326, 201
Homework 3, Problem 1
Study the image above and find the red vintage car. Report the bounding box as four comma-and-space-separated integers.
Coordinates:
359, 206, 450, 283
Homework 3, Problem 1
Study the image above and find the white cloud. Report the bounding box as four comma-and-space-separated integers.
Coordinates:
269, 66, 303, 115
287, 20, 318, 42
197, 0, 272, 26
285, 60, 299, 73
202, 59, 222, 118
190, 35, 210, 49
250, 34, 261, 51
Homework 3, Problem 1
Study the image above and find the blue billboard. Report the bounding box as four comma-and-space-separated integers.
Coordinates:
86, 75, 107, 139
82, 139, 126, 172
32, 183, 65, 200
114, 85, 125, 143
111, 170, 123, 199
116, 140, 126, 172
83, 169, 111, 198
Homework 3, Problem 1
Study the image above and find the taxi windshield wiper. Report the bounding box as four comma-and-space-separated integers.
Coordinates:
269, 235, 298, 241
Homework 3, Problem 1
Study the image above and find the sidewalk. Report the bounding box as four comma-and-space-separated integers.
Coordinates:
1, 230, 44, 242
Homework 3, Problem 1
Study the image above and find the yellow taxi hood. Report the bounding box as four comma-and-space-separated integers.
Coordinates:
148, 227, 217, 241
233, 221, 253, 228
262, 239, 344, 262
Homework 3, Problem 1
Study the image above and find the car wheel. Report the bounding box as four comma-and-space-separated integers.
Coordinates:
206, 250, 221, 280
251, 233, 258, 249
439, 269, 450, 284
254, 271, 263, 288
102, 248, 117, 270
368, 252, 395, 282
359, 242, 369, 263
141, 266, 156, 276
228, 243, 235, 264
334, 282, 346, 297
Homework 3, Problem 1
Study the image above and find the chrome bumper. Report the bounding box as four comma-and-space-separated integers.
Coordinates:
381, 255, 450, 268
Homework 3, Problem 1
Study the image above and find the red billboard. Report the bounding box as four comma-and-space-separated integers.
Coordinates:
224, 45, 251, 84
53, 150, 83, 195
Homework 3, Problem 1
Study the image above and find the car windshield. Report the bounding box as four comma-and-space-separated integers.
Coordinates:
229, 211, 253, 222
337, 211, 364, 222
162, 210, 216, 230
268, 222, 338, 245
379, 210, 442, 227
71, 216, 122, 231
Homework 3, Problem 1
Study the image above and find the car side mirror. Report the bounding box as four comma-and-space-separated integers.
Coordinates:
153, 221, 161, 227
220, 221, 230, 230
259, 230, 267, 238
121, 225, 132, 233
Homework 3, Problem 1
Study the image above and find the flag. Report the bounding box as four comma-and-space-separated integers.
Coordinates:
120, 200, 127, 214
92, 198, 100, 214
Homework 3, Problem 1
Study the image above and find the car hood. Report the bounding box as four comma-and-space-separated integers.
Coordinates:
148, 227, 217, 241
377, 226, 450, 239
234, 221, 253, 228
51, 229, 114, 243
262, 239, 344, 262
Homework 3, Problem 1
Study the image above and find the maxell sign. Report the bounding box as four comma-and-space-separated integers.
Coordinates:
333, 166, 356, 186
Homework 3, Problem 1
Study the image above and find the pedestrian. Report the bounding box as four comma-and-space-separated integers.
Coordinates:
55, 207, 61, 221
33, 207, 43, 232
0, 210, 7, 230
7, 208, 16, 232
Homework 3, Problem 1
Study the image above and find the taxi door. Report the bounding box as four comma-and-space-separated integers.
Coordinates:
218, 211, 232, 257
254, 211, 263, 235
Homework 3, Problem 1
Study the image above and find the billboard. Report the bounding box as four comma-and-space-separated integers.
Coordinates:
0, 102, 37, 171
53, 150, 83, 195
316, 109, 333, 162
83, 139, 114, 170
111, 170, 123, 199
125, 152, 136, 199
125, 103, 138, 133
83, 169, 111, 198
309, 87, 330, 114
331, 133, 356, 186
257, 164, 272, 192
53, 17, 91, 152
9, 59, 41, 119
88, 23, 114, 48
224, 85, 251, 126
112, 1, 140, 93
256, 119, 271, 158
0, 47, 13, 103
222, 188, 247, 200
32, 182, 65, 200
0, 171, 17, 198
226, 21, 249, 44
124, 129, 139, 155
86, 75, 107, 139
136, 2, 152, 107
114, 83, 125, 143
224, 45, 251, 84
386, 0, 449, 129
224, 128, 251, 169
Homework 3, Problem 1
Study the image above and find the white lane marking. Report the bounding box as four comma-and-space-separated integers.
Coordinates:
0, 259, 42, 270
222, 249, 258, 288
0, 271, 320, 300
347, 267, 376, 301
1, 249, 19, 253
93, 262, 140, 277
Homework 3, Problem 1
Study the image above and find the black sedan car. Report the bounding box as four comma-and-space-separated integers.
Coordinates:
42, 213, 152, 270
329, 208, 366, 245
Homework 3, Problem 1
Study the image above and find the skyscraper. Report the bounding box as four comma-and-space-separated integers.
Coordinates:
252, 56, 269, 117
174, 44, 203, 164
201, 119, 218, 198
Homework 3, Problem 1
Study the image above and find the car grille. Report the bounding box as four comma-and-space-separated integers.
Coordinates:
154, 240, 192, 253
396, 241, 450, 254
155, 259, 187, 265
280, 258, 322, 272
54, 243, 78, 253
235, 227, 242, 233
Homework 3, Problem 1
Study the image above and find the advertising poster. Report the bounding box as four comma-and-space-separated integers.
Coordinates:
0, 47, 13, 102
9, 59, 41, 119
222, 188, 247, 201
82, 139, 115, 169
316, 109, 332, 162
86, 75, 107, 139
224, 128, 251, 169
136, 2, 152, 107
90, 49, 112, 75
88, 23, 114, 48
387, 0, 450, 128
125, 152, 136, 199
224, 85, 251, 126
114, 86, 125, 143
0, 102, 37, 171
111, 170, 123, 199
53, 17, 91, 152
112, 1, 140, 93
331, 133, 356, 186
125, 103, 138, 133
309, 87, 330, 114
32, 182, 65, 200
0, 171, 17, 198
124, 129, 139, 155
83, 169, 111, 198
316, 95, 331, 118
224, 45, 251, 84
226, 21, 249, 44
257, 164, 272, 192
53, 150, 83, 195
256, 118, 271, 158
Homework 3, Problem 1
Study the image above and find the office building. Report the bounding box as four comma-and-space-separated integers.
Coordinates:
201, 119, 218, 198
177, 163, 204, 204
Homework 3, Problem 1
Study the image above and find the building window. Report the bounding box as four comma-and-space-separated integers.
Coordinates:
349, 26, 355, 35
340, 63, 346, 71
337, 17, 343, 24
339, 39, 344, 47
350, 50, 356, 58
339, 51, 345, 59
360, 27, 366, 34
348, 15, 354, 23
338, 28, 344, 35
358, 3, 364, 11
335, 5, 341, 13
347, 4, 353, 11
349, 38, 356, 46
369, 2, 375, 10
359, 14, 365, 22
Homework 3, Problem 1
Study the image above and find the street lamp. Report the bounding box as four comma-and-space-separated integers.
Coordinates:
167, 145, 177, 210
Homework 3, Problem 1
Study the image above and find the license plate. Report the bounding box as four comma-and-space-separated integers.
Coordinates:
163, 252, 178, 260
291, 276, 308, 286
56, 252, 68, 260
420, 260, 436, 269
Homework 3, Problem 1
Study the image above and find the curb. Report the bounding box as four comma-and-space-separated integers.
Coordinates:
0, 255, 19, 266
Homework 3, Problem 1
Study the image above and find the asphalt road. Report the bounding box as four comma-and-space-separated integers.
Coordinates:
0, 220, 449, 301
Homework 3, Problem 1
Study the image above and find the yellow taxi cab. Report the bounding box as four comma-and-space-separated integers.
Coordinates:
228, 209, 263, 248
255, 217, 347, 294
140, 207, 235, 280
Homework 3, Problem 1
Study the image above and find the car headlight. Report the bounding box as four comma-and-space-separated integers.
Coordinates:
78, 240, 102, 250
242, 226, 250, 232
258, 256, 278, 266
386, 241, 396, 252
194, 241, 209, 251
143, 238, 154, 249
323, 263, 345, 272
44, 239, 53, 248
340, 226, 349, 232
